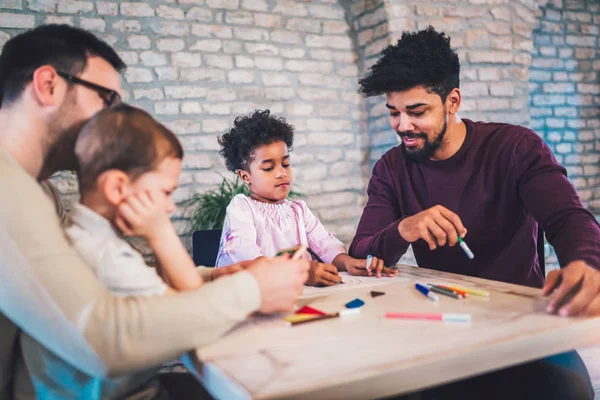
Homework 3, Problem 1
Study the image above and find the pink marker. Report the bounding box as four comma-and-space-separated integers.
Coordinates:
385, 312, 471, 323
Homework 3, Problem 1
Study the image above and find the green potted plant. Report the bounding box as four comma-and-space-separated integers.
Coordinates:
184, 175, 305, 232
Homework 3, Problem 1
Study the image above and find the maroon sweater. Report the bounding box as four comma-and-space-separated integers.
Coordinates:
349, 119, 600, 288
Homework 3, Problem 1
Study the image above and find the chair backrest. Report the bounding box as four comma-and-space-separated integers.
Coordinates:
192, 229, 223, 267
537, 225, 545, 277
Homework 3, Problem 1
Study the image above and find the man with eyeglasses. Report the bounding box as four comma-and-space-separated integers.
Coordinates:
0, 24, 309, 399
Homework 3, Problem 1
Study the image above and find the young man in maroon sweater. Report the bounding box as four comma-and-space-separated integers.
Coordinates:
350, 27, 598, 399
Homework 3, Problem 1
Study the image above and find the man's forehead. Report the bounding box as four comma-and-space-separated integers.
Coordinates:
79, 56, 122, 91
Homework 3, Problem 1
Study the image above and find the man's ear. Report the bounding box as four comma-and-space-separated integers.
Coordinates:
31, 66, 66, 108
446, 88, 461, 115
98, 170, 132, 205
237, 169, 251, 185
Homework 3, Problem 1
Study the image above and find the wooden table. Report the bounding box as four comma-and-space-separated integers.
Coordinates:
186, 265, 600, 399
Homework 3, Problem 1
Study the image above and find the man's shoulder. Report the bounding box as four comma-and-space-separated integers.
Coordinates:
467, 119, 539, 147
373, 145, 405, 174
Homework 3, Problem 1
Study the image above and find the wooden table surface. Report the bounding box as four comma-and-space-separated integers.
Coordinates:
188, 265, 600, 400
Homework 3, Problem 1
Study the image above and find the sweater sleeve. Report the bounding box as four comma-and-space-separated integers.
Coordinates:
0, 153, 261, 377
348, 157, 411, 266
515, 130, 600, 271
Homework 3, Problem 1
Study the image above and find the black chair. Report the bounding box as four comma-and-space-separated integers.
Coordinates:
192, 229, 222, 267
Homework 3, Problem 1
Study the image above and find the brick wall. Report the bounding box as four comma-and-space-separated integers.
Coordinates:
530, 0, 599, 270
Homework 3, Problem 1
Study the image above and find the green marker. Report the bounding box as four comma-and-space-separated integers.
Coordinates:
458, 237, 474, 259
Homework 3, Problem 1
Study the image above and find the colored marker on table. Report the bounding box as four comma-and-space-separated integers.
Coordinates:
428, 285, 463, 300
458, 237, 474, 259
415, 283, 439, 302
385, 312, 471, 323
444, 284, 490, 298
427, 283, 468, 298
366, 254, 373, 271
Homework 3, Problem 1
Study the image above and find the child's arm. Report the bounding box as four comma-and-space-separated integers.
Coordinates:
116, 191, 203, 292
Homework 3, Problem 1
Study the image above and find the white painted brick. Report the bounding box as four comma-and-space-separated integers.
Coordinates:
155, 67, 178, 81
307, 4, 344, 19
140, 51, 167, 67
225, 10, 253, 25
466, 29, 490, 48
287, 103, 313, 116
323, 21, 347, 35
462, 82, 489, 96
318, 104, 350, 118
307, 118, 351, 132
167, 120, 201, 135
222, 40, 242, 53
207, 0, 238, 9
310, 49, 332, 61
99, 34, 116, 46
157, 38, 185, 52
477, 98, 511, 110
254, 13, 281, 28
271, 30, 302, 44
134, 88, 164, 100
80, 18, 105, 32
262, 72, 290, 86
205, 54, 233, 69
338, 65, 358, 77
468, 51, 512, 64
264, 87, 295, 100
125, 68, 153, 83
273, 0, 307, 16
202, 118, 230, 133
155, 102, 180, 115
165, 86, 208, 99
113, 20, 141, 32
333, 51, 355, 63
182, 154, 215, 169
118, 51, 139, 65
298, 88, 338, 102
245, 42, 279, 56
228, 70, 255, 84
235, 55, 254, 68
285, 60, 333, 73
298, 73, 323, 86
178, 0, 204, 4
281, 48, 306, 59
0, 32, 9, 46
57, 0, 92, 13
207, 88, 237, 102
233, 27, 269, 41
0, 13, 34, 28
306, 34, 352, 50
286, 18, 321, 33
127, 35, 151, 50
357, 29, 373, 47
120, 2, 154, 17
151, 21, 189, 36
187, 7, 213, 22
96, 1, 117, 15
307, 132, 353, 145
255, 56, 283, 71
241, 0, 267, 11
360, 6, 387, 27
489, 82, 515, 96
28, 0, 57, 12
566, 35, 596, 47
190, 39, 222, 52
203, 103, 232, 115
543, 83, 576, 93
180, 68, 226, 82
157, 5, 184, 19
486, 21, 511, 35
172, 52, 202, 68
46, 16, 73, 25
365, 37, 389, 57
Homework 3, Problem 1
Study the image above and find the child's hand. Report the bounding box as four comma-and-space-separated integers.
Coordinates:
305, 261, 341, 286
345, 256, 397, 278
115, 190, 173, 242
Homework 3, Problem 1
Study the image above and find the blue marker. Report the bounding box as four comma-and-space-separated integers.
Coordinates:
366, 254, 373, 271
415, 283, 439, 302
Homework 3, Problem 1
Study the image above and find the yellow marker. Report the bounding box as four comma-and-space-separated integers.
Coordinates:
445, 284, 490, 297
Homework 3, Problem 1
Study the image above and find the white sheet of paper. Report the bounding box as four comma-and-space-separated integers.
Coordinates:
301, 271, 410, 298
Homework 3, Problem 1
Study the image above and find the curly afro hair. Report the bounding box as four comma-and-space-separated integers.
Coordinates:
218, 109, 294, 172
359, 26, 460, 101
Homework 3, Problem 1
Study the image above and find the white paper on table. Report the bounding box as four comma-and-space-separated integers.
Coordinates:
301, 271, 410, 297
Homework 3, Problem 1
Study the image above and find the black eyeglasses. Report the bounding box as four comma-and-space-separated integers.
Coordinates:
57, 72, 121, 107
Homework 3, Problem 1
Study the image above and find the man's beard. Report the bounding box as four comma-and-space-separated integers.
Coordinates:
399, 119, 448, 163
40, 96, 86, 179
